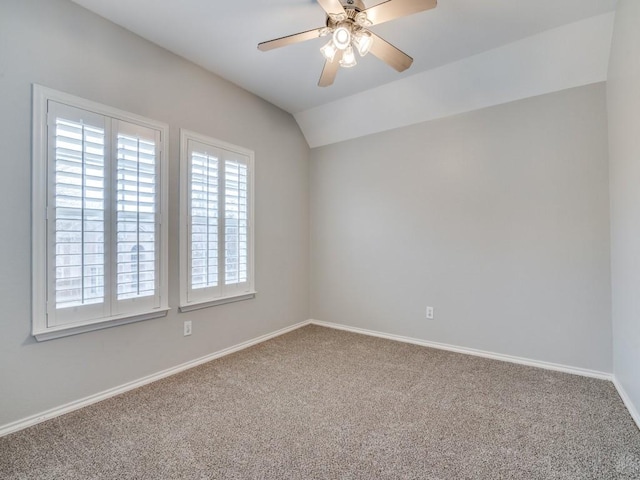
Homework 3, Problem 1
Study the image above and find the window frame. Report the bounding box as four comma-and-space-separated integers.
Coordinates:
179, 129, 255, 312
32, 85, 169, 341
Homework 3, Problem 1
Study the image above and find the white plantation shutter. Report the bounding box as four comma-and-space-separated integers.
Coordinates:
114, 121, 160, 311
33, 86, 168, 340
54, 118, 105, 308
181, 131, 254, 310
189, 147, 219, 295
48, 103, 107, 325
224, 159, 248, 287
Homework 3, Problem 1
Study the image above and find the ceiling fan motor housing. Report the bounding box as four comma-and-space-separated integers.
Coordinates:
327, 0, 367, 29
341, 0, 366, 14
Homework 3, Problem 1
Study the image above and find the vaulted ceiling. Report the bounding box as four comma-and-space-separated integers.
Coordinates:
71, 0, 618, 146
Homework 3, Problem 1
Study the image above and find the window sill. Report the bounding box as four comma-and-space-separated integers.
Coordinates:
179, 292, 256, 313
33, 308, 170, 342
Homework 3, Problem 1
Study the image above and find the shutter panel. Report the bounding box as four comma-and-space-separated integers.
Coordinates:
115, 122, 158, 304
190, 148, 219, 291
51, 108, 106, 321
224, 159, 249, 286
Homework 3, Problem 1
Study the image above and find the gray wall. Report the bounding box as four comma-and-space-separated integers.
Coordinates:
608, 0, 640, 418
0, 0, 309, 428
310, 83, 612, 372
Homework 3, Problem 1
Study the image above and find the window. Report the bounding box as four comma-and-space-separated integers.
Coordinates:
32, 85, 169, 340
179, 130, 255, 311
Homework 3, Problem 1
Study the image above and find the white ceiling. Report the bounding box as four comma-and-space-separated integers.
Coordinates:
71, 0, 617, 116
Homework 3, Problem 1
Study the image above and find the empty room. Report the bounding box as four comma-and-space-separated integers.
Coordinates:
1, 0, 639, 478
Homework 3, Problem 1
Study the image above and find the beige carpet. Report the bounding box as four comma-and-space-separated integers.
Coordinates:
1, 325, 639, 479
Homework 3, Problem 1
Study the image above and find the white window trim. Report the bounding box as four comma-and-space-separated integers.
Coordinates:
178, 129, 256, 312
32, 84, 169, 341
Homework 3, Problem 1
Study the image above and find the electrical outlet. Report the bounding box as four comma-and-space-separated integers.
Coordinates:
426, 306, 434, 320
183, 320, 192, 336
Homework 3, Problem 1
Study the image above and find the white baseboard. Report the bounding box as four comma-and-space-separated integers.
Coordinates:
0, 320, 312, 438
309, 319, 613, 381
613, 377, 640, 431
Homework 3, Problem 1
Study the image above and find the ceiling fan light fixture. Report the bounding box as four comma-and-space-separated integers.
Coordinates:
320, 40, 338, 62
354, 30, 373, 57
258, 0, 438, 87
339, 45, 357, 68
333, 25, 351, 50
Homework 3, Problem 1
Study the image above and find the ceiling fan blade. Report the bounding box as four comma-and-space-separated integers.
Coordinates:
318, 51, 343, 87
258, 28, 324, 51
363, 0, 437, 26
317, 0, 346, 16
368, 32, 413, 72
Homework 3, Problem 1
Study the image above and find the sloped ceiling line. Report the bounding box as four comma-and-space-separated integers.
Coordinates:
295, 13, 616, 148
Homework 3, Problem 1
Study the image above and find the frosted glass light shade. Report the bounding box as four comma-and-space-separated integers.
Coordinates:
339, 45, 357, 68
333, 26, 351, 50
354, 31, 373, 56
320, 40, 337, 62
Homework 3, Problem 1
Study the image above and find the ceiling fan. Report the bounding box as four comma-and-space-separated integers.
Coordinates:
258, 0, 437, 87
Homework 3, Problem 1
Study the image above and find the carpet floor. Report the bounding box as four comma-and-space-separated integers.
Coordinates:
1, 325, 639, 479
